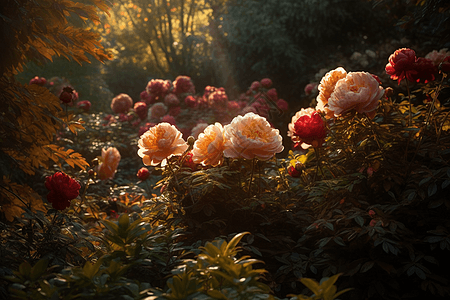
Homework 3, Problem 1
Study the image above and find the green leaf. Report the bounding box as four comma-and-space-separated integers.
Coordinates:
428, 183, 438, 197
300, 277, 321, 295
224, 232, 249, 256
354, 215, 364, 227
30, 259, 48, 281
18, 261, 32, 278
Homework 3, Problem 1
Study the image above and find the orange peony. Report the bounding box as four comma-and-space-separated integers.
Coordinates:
328, 72, 384, 118
315, 67, 347, 118
138, 122, 188, 166
192, 123, 226, 167
223, 112, 283, 160
96, 147, 121, 180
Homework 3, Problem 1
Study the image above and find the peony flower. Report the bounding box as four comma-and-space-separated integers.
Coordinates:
184, 95, 197, 108
164, 93, 180, 107
146, 79, 171, 101
161, 114, 176, 125
208, 88, 228, 110
192, 123, 226, 166
276, 99, 289, 111
260, 78, 273, 88
191, 122, 209, 139
288, 107, 315, 141
149, 102, 167, 120
327, 72, 384, 118
304, 83, 318, 95
137, 167, 150, 181
138, 122, 188, 166
266, 88, 278, 101
45, 171, 81, 210
287, 165, 301, 178
292, 110, 328, 148
223, 112, 284, 160
316, 67, 347, 117
173, 75, 195, 95
385, 48, 417, 84
409, 57, 436, 83
250, 81, 260, 91
59, 86, 76, 104
96, 147, 121, 180
30, 76, 47, 86
140, 90, 156, 105
425, 48, 449, 66
77, 100, 91, 112
134, 101, 148, 120
111, 93, 133, 114
227, 101, 241, 114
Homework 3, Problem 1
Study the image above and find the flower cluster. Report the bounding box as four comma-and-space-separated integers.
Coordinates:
137, 112, 284, 168
315, 67, 384, 119
385, 48, 436, 84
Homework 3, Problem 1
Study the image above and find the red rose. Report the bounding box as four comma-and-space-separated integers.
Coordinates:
137, 167, 150, 181
385, 48, 417, 84
293, 111, 328, 148
45, 172, 81, 210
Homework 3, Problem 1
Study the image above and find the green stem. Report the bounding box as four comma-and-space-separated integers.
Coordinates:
248, 158, 256, 197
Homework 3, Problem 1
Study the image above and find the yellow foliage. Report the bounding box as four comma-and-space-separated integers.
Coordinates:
0, 177, 47, 222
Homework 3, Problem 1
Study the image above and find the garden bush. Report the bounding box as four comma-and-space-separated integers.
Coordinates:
2, 0, 450, 299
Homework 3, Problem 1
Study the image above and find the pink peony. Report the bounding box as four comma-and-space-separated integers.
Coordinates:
29, 76, 47, 86
425, 48, 450, 66
184, 95, 198, 108
111, 93, 133, 114
149, 102, 168, 120
134, 101, 148, 120
250, 81, 260, 91
328, 72, 384, 118
276, 99, 289, 111
227, 101, 241, 114
161, 114, 176, 125
146, 79, 171, 101
208, 88, 228, 110
304, 83, 318, 95
140, 90, 156, 105
266, 88, 278, 101
260, 78, 273, 88
164, 93, 180, 107
77, 100, 91, 112
223, 113, 284, 160
173, 75, 195, 95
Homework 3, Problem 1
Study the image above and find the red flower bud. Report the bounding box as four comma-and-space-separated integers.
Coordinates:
137, 167, 150, 181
